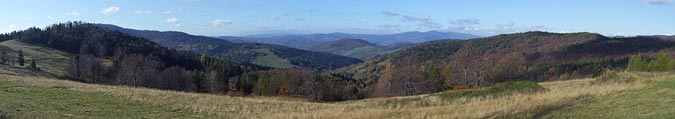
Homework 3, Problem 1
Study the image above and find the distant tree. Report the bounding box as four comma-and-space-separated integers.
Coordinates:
29, 58, 38, 70
0, 46, 14, 65
17, 50, 25, 66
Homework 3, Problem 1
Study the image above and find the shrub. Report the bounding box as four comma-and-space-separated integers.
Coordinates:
489, 81, 546, 94
436, 81, 545, 100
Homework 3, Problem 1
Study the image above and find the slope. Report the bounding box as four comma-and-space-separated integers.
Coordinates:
0, 70, 670, 118
96, 24, 362, 71
0, 22, 264, 95
0, 78, 212, 118
337, 31, 675, 97
0, 40, 72, 76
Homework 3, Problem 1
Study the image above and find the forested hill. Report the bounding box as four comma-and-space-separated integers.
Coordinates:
337, 31, 675, 97
0, 22, 266, 93
95, 24, 362, 71
310, 38, 412, 60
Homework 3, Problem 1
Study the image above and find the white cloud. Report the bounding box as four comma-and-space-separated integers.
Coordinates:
646, 0, 672, 5
163, 11, 172, 15
132, 10, 152, 15
415, 15, 430, 21
102, 6, 120, 15
46, 15, 53, 19
167, 18, 179, 24
212, 19, 233, 26
65, 11, 80, 16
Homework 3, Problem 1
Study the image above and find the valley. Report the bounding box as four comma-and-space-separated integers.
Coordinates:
1, 1, 674, 118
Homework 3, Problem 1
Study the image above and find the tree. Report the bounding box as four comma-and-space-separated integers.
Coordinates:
29, 58, 38, 70
627, 54, 646, 71
17, 50, 25, 66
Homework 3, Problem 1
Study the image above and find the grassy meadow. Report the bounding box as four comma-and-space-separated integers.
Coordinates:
1, 71, 672, 118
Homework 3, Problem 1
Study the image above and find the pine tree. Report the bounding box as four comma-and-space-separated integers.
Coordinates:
29, 58, 38, 70
18, 50, 25, 66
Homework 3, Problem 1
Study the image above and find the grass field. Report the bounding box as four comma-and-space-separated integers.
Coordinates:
0, 40, 72, 76
1, 71, 671, 118
0, 79, 211, 119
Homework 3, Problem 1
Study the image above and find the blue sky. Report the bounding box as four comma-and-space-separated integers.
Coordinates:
1, 0, 673, 36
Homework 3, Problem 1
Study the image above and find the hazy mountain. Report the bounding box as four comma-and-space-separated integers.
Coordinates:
218, 31, 480, 49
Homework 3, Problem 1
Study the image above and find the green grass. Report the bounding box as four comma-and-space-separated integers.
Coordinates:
0, 79, 213, 119
539, 76, 675, 118
0, 40, 72, 76
251, 48, 294, 69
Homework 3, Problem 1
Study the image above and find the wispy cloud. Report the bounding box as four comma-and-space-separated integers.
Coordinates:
646, 0, 672, 5
449, 18, 480, 26
163, 11, 172, 15
65, 11, 80, 16
381, 11, 440, 29
382, 12, 430, 22
212, 19, 233, 26
46, 15, 53, 19
167, 18, 179, 24
102, 6, 120, 15
132, 10, 152, 15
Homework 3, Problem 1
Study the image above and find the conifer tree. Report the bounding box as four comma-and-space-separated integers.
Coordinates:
18, 50, 25, 66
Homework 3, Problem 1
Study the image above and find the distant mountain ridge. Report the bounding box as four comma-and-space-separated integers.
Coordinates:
95, 24, 362, 71
218, 31, 480, 49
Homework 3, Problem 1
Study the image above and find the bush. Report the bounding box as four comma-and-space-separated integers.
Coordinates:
489, 81, 546, 94
436, 81, 545, 100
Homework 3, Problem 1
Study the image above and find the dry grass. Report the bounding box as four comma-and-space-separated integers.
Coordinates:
0, 72, 665, 119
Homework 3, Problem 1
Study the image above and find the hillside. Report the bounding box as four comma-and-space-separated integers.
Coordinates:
96, 24, 362, 71
1, 69, 672, 118
0, 22, 373, 102
220, 31, 480, 49
337, 31, 675, 97
0, 22, 272, 95
310, 39, 410, 60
